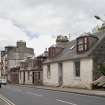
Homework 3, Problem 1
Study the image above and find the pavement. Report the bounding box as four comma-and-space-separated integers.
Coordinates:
15, 84, 105, 97
0, 85, 105, 105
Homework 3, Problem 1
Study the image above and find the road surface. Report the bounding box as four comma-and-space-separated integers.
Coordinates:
0, 85, 105, 105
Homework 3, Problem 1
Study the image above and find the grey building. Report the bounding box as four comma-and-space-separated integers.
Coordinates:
1, 41, 34, 83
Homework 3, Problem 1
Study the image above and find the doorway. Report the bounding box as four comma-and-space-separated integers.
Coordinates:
58, 63, 63, 86
23, 72, 25, 84
32, 72, 35, 84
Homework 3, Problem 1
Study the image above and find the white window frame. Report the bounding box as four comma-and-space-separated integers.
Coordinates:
74, 60, 81, 79
47, 64, 51, 79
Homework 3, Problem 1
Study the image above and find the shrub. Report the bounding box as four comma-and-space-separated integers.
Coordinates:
99, 64, 105, 76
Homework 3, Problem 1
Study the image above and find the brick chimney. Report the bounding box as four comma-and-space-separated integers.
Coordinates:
48, 46, 63, 58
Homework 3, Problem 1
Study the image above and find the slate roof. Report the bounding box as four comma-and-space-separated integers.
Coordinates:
44, 30, 105, 64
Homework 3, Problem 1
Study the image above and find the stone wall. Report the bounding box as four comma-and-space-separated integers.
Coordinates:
43, 63, 59, 86
43, 58, 93, 89
19, 71, 33, 84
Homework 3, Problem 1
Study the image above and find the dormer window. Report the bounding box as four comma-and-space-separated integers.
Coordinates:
77, 36, 88, 53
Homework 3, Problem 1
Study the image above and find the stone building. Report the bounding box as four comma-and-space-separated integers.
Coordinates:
1, 41, 34, 83
43, 31, 105, 89
1, 51, 8, 78
0, 62, 1, 77
19, 51, 48, 85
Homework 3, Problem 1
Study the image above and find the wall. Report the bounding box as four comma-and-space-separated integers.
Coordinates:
25, 71, 32, 84
19, 71, 32, 84
43, 63, 59, 86
43, 58, 93, 89
19, 72, 24, 84
8, 52, 34, 68
63, 58, 93, 89
0, 69, 1, 77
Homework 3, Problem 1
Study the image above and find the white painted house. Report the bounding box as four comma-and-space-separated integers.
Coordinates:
43, 31, 105, 89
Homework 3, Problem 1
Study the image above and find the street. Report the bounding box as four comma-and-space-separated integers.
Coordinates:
0, 85, 105, 105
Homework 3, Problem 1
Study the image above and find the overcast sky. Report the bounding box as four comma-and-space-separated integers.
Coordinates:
0, 0, 104, 55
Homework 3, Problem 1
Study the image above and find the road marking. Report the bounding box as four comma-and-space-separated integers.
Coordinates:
56, 99, 77, 105
0, 95, 15, 105
26, 92, 43, 97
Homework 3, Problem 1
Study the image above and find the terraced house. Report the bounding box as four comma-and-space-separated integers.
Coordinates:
43, 29, 105, 89
19, 51, 48, 85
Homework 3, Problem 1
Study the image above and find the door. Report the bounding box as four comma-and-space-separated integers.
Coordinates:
23, 72, 25, 84
32, 72, 41, 85
58, 63, 63, 86
32, 72, 35, 84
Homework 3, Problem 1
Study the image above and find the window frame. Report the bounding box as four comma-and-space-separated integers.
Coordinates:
77, 36, 89, 53
74, 60, 80, 78
47, 64, 51, 79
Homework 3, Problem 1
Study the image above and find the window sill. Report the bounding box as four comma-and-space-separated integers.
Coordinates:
74, 77, 81, 80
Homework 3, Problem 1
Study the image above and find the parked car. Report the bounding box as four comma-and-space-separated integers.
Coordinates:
0, 78, 7, 85
1, 78, 7, 85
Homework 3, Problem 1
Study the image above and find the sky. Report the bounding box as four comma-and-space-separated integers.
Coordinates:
0, 0, 104, 55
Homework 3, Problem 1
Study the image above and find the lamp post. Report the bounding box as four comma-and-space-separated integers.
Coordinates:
94, 16, 105, 31
94, 16, 105, 22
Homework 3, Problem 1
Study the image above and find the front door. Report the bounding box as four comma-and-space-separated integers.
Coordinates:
32, 72, 41, 85
23, 72, 25, 84
58, 63, 63, 86
32, 72, 35, 84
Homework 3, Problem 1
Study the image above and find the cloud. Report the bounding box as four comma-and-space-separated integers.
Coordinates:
0, 18, 29, 49
27, 35, 55, 55
0, 17, 55, 56
0, 0, 104, 55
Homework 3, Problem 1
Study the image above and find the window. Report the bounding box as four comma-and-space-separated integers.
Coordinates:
38, 72, 40, 80
78, 45, 84, 51
74, 61, 80, 77
77, 37, 88, 53
47, 64, 51, 79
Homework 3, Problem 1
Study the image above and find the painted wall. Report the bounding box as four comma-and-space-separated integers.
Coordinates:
19, 71, 32, 84
43, 58, 93, 89
19, 72, 24, 84
63, 58, 93, 89
43, 63, 59, 86
25, 71, 32, 84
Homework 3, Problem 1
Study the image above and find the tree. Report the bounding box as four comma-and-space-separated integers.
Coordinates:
99, 64, 105, 76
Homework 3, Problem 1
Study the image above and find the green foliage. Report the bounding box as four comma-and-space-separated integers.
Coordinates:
99, 64, 105, 76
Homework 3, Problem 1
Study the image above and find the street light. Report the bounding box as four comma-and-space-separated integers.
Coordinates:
94, 15, 105, 22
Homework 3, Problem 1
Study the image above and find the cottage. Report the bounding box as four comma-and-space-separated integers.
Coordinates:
43, 31, 105, 89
